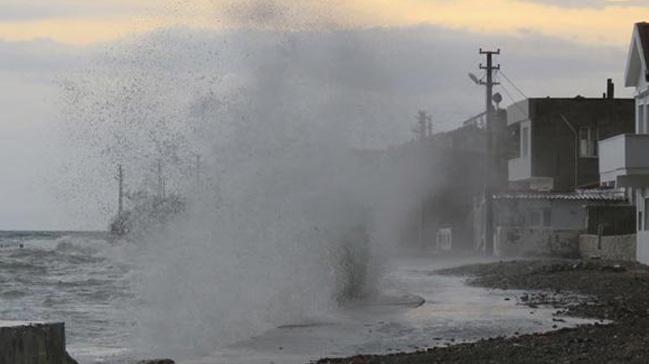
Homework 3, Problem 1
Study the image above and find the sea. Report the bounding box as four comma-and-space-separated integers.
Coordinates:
0, 231, 135, 363
0, 232, 601, 364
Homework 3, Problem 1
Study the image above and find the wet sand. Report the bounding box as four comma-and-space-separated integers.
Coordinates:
319, 258, 649, 364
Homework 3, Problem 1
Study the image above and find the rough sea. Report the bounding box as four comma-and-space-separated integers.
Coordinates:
0, 231, 134, 363
0, 232, 600, 364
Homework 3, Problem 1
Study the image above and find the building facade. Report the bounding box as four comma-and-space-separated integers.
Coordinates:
600, 22, 649, 264
508, 94, 634, 192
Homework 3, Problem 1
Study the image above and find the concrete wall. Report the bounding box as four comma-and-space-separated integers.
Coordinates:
637, 231, 649, 265
635, 189, 649, 265
494, 227, 580, 258
507, 99, 529, 126
579, 234, 637, 261
0, 321, 77, 364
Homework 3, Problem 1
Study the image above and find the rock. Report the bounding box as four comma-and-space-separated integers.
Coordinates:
137, 360, 175, 364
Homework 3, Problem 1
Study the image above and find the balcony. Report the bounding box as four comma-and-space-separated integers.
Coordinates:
508, 156, 531, 181
600, 134, 649, 187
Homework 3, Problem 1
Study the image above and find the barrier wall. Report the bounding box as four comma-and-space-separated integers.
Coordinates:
0, 321, 77, 364
579, 234, 636, 261
494, 227, 580, 258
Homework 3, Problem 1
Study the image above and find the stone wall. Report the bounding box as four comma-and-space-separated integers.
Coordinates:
0, 321, 77, 364
494, 227, 580, 258
579, 234, 637, 261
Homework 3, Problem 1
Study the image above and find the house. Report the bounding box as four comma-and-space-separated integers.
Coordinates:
489, 189, 630, 257
478, 83, 636, 256
599, 22, 649, 264
507, 90, 635, 192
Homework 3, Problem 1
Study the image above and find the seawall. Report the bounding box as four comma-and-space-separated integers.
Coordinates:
0, 321, 77, 364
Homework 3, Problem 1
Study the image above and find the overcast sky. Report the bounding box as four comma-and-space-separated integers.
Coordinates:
0, 0, 648, 230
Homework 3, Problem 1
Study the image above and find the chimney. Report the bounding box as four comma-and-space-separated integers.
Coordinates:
607, 78, 615, 99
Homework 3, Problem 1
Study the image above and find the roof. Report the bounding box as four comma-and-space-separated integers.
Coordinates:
494, 189, 627, 202
638, 23, 649, 77
625, 22, 649, 88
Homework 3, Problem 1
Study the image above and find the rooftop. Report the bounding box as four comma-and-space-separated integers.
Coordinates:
494, 189, 627, 202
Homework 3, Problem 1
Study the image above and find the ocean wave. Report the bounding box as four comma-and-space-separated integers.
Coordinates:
0, 289, 27, 299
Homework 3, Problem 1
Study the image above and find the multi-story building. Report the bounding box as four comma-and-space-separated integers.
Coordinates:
480, 84, 636, 257
507, 90, 635, 192
600, 22, 649, 264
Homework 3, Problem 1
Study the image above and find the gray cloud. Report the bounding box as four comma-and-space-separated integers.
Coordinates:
0, 24, 634, 229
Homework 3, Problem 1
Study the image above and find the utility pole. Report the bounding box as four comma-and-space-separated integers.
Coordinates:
116, 164, 124, 215
478, 48, 500, 256
414, 111, 432, 141
413, 110, 432, 247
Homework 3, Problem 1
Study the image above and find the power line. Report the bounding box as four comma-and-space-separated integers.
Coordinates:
499, 81, 529, 117
498, 81, 520, 104
498, 69, 528, 99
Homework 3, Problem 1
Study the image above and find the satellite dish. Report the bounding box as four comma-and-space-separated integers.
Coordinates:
468, 73, 480, 85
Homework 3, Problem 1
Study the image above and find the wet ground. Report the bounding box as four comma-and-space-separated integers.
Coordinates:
321, 259, 649, 364
186, 255, 596, 364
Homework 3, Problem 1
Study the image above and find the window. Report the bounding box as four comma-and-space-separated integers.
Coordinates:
640, 211, 644, 232
579, 127, 598, 158
522, 126, 530, 158
638, 104, 645, 134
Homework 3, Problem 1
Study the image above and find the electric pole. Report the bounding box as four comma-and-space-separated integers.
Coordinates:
478, 48, 500, 256
414, 111, 432, 141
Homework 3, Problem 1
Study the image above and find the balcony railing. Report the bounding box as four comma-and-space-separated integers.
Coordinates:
600, 134, 649, 186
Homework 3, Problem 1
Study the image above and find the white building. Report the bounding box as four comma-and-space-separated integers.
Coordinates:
600, 22, 649, 264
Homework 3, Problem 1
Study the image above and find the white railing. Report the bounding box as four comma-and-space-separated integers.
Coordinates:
600, 134, 649, 184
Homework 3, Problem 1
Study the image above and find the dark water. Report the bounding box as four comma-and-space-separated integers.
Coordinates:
0, 231, 134, 363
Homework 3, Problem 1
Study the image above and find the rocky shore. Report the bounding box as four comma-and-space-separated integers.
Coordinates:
318, 259, 649, 364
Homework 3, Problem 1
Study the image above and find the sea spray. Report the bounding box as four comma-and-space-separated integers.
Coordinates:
60, 11, 433, 360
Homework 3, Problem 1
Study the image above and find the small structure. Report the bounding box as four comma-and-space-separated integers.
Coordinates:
600, 22, 649, 264
0, 321, 77, 364
487, 189, 628, 257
